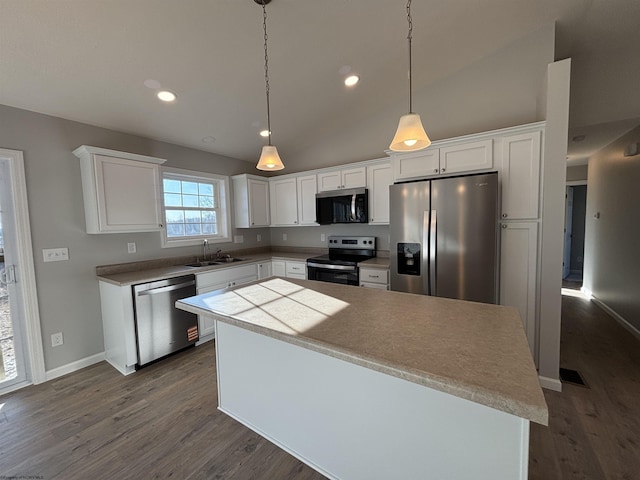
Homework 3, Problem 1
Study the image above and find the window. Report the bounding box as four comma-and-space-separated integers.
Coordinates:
161, 168, 231, 247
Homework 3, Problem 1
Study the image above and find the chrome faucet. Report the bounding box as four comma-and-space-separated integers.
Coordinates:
202, 239, 208, 261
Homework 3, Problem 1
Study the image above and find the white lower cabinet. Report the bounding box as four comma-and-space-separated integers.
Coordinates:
272, 259, 306, 279
359, 267, 389, 290
196, 264, 259, 343
499, 222, 538, 357
258, 261, 273, 279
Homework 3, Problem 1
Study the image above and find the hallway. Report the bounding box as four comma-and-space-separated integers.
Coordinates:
529, 286, 640, 479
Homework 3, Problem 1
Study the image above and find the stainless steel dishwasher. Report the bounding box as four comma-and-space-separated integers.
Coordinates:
132, 274, 198, 367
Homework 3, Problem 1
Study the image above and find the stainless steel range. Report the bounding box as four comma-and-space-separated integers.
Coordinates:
306, 236, 376, 285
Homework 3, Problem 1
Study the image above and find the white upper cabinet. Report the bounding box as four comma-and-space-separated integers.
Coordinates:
499, 131, 541, 220
296, 174, 318, 225
270, 177, 298, 226
232, 174, 270, 228
317, 166, 366, 192
392, 139, 492, 182
366, 161, 393, 225
73, 145, 166, 234
269, 174, 318, 227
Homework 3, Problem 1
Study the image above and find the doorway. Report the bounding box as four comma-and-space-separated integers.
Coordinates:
0, 148, 44, 395
563, 184, 587, 287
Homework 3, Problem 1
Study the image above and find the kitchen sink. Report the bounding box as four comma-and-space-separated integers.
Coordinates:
184, 258, 247, 268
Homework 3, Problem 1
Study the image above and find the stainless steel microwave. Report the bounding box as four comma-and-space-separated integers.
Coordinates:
315, 188, 369, 225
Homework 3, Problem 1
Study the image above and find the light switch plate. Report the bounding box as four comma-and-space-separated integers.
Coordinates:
127, 242, 137, 253
43, 248, 69, 262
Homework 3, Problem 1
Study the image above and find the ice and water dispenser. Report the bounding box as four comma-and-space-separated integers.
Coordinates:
397, 243, 421, 276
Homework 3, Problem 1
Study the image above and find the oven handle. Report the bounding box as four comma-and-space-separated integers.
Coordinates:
307, 262, 357, 272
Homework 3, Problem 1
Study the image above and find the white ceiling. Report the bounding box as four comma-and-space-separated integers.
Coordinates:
1, 0, 639, 169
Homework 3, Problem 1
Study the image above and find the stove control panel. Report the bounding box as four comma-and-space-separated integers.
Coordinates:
327, 236, 376, 250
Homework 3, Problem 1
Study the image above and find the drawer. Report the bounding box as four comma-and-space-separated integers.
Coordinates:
359, 268, 388, 285
360, 282, 388, 290
196, 264, 258, 289
286, 261, 306, 277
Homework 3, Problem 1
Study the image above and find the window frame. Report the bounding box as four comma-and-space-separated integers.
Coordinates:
160, 167, 232, 248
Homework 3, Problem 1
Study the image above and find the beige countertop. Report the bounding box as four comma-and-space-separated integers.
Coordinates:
177, 277, 548, 425
96, 252, 313, 286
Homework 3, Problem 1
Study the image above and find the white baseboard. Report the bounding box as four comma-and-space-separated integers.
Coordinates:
539, 375, 562, 392
589, 295, 640, 341
45, 352, 105, 381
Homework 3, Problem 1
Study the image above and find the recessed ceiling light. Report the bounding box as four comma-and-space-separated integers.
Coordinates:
157, 90, 176, 102
344, 75, 360, 87
259, 129, 270, 137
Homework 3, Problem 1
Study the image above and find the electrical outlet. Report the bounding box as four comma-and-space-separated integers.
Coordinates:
321, 234, 326, 242
283, 233, 287, 241
51, 332, 64, 347
127, 242, 136, 254
257, 234, 262, 242
43, 248, 69, 262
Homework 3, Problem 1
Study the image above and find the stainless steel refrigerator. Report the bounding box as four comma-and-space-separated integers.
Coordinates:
389, 172, 498, 303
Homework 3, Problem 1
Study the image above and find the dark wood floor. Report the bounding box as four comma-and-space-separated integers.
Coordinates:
1, 288, 638, 479
529, 285, 640, 479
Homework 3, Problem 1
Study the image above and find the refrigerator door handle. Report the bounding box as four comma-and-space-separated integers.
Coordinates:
422, 210, 430, 295
429, 209, 437, 296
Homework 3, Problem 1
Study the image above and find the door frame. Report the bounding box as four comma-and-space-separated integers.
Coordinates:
0, 148, 45, 388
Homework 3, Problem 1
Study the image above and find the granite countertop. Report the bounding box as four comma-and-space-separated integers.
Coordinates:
97, 251, 314, 286
177, 277, 548, 426
358, 257, 390, 268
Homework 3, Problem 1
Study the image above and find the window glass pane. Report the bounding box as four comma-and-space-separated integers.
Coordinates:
199, 195, 214, 208
164, 193, 182, 207
182, 194, 199, 207
182, 181, 198, 195
184, 211, 201, 224
202, 224, 218, 235
167, 223, 185, 237
198, 183, 213, 196
165, 210, 184, 223
185, 223, 201, 236
163, 178, 182, 194
201, 211, 217, 223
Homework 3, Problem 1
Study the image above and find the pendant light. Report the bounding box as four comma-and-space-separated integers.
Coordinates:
389, 0, 431, 152
255, 0, 285, 171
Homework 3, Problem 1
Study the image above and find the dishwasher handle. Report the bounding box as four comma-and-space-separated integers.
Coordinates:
137, 280, 196, 296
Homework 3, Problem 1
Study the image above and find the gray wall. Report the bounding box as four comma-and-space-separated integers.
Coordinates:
583, 125, 640, 330
270, 224, 390, 252
0, 104, 268, 371
566, 164, 588, 182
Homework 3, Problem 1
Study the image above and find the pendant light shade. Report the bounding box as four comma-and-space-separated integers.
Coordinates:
255, 0, 285, 171
389, 113, 431, 151
257, 145, 284, 170
389, 0, 431, 153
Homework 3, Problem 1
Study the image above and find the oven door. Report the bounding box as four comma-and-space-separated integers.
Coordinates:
307, 262, 359, 286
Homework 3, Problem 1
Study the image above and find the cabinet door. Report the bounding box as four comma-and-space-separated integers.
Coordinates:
317, 171, 342, 192
258, 261, 273, 279
341, 167, 366, 189
248, 178, 271, 226
270, 178, 298, 226
367, 163, 393, 224
392, 148, 440, 182
297, 175, 318, 225
286, 261, 306, 279
440, 139, 493, 175
272, 260, 286, 277
93, 155, 163, 233
500, 222, 537, 356
500, 131, 541, 220
197, 282, 228, 339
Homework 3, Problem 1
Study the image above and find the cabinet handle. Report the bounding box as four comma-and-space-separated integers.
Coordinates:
441, 168, 446, 173
434, 168, 439, 173
502, 213, 508, 218
294, 220, 297, 224
159, 223, 163, 228
502, 224, 508, 229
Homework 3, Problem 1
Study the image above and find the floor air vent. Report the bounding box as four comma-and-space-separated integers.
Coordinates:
559, 367, 588, 387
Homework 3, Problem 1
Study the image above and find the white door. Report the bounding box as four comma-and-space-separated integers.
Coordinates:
563, 187, 573, 279
0, 149, 44, 395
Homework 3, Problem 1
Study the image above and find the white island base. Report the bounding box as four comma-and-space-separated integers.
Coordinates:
215, 320, 529, 480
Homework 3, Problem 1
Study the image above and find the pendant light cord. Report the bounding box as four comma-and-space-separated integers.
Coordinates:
407, 0, 413, 114
262, 1, 272, 146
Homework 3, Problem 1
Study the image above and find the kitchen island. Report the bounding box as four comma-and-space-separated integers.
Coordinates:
177, 277, 547, 480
